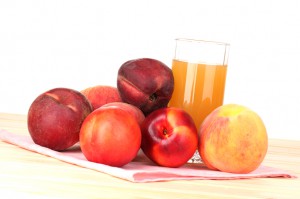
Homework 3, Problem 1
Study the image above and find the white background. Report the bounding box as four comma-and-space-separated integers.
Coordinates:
1, 0, 299, 140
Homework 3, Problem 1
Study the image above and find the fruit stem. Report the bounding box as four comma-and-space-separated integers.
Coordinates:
149, 93, 158, 102
163, 129, 168, 136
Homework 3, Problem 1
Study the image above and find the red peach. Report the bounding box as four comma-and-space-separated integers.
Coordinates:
81, 85, 122, 110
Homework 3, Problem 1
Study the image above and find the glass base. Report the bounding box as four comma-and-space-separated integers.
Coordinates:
188, 150, 202, 163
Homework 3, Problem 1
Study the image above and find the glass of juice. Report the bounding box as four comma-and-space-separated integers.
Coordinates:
168, 38, 230, 162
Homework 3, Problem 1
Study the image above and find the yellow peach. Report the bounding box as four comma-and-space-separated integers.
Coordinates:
198, 104, 268, 174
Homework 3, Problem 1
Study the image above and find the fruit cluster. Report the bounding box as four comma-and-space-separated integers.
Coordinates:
27, 58, 268, 173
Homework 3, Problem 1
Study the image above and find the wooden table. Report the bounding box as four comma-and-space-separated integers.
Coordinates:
0, 112, 299, 198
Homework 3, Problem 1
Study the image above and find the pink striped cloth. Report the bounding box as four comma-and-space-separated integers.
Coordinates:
0, 129, 296, 182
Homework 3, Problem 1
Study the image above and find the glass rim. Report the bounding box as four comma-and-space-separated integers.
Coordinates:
175, 38, 230, 47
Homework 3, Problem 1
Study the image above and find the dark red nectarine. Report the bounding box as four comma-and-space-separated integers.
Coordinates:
117, 58, 174, 115
27, 88, 93, 151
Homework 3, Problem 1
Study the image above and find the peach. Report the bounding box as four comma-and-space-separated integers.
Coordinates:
27, 88, 93, 151
102, 102, 145, 126
81, 85, 122, 110
117, 58, 174, 115
141, 107, 198, 167
198, 104, 268, 173
80, 106, 141, 167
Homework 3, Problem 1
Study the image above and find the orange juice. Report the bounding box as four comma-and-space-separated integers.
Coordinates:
168, 59, 227, 129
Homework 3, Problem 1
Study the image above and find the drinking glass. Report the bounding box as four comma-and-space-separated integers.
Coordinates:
168, 38, 230, 163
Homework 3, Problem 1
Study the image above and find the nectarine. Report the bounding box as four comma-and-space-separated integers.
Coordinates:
102, 102, 145, 126
80, 106, 141, 167
27, 88, 93, 151
141, 107, 198, 167
117, 58, 174, 115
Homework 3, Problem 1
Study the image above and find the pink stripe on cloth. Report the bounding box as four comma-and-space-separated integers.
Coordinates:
0, 129, 297, 182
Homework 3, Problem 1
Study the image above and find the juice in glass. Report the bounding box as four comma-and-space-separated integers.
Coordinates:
168, 59, 228, 129
168, 38, 229, 162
